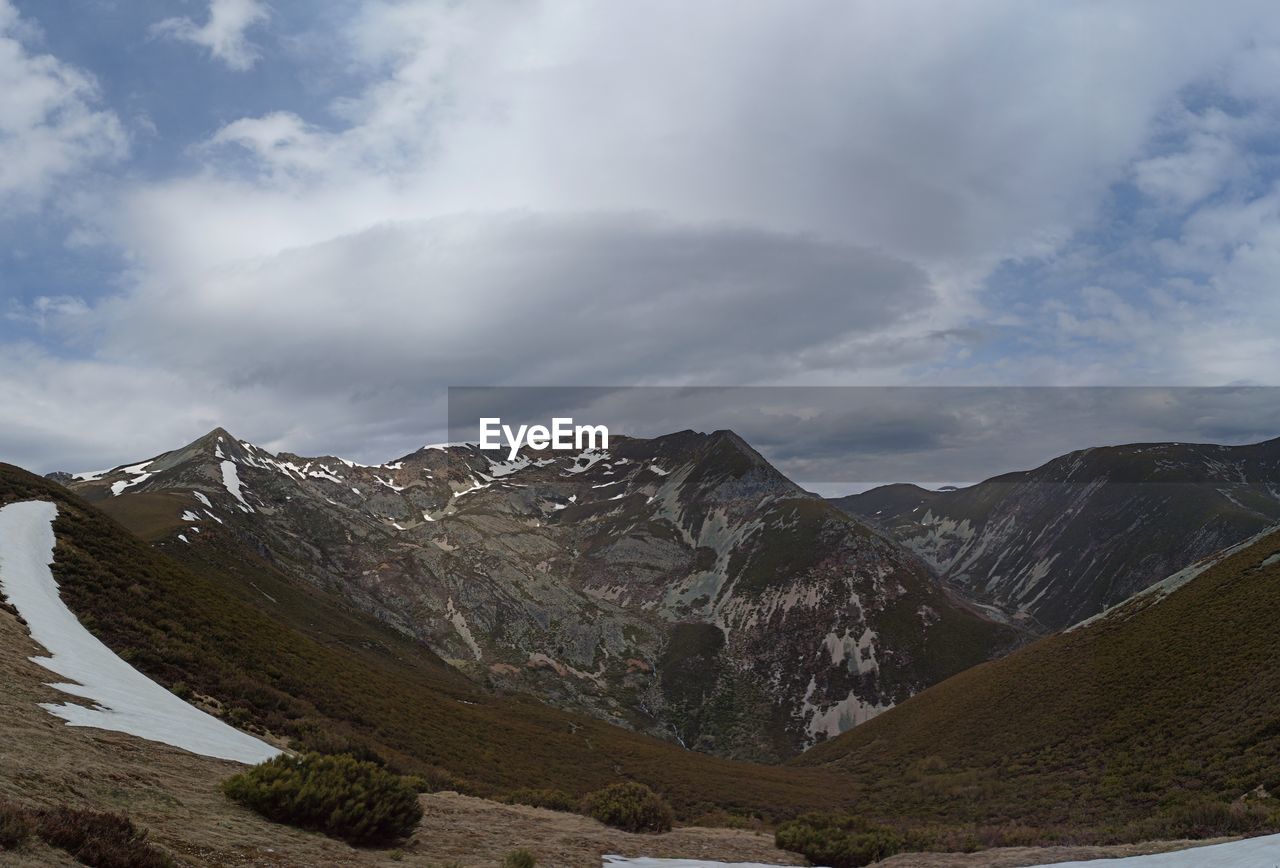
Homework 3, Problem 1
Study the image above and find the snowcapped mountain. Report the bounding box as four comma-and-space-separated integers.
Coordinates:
831, 438, 1280, 631
63, 426, 1018, 760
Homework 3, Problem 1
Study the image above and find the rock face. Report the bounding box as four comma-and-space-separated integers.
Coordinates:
67, 427, 1017, 761
832, 438, 1280, 631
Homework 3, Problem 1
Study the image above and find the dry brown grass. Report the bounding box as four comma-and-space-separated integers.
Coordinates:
0, 603, 804, 866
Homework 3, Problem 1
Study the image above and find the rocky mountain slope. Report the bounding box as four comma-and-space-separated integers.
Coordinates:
832, 438, 1280, 630
792, 519, 1280, 834
0, 461, 848, 819
63, 427, 1018, 760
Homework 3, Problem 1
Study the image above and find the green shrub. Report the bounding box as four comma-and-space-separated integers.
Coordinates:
222, 752, 423, 846
32, 806, 172, 868
1132, 799, 1280, 841
290, 727, 390, 768
499, 788, 578, 812
581, 782, 673, 834
403, 766, 468, 794
503, 849, 537, 868
0, 801, 32, 850
775, 813, 904, 868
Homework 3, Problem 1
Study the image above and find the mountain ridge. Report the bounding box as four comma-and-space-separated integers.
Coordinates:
59, 424, 1019, 761
0, 460, 853, 821
832, 436, 1280, 630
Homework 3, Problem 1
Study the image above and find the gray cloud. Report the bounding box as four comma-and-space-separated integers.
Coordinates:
99, 211, 936, 394
8, 1, 1280, 475
444, 386, 1280, 492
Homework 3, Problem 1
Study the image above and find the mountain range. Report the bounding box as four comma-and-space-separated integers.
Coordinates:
61, 427, 1018, 761
3, 426, 1279, 863
832, 437, 1280, 630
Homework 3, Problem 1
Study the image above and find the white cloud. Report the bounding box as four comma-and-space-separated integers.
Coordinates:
6, 295, 91, 330
0, 0, 125, 207
152, 0, 269, 71
1133, 136, 1239, 209
14, 0, 1280, 470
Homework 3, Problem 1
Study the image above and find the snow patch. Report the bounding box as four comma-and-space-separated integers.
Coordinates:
603, 858, 797, 868
563, 449, 609, 474
220, 461, 252, 511
486, 454, 552, 478
109, 461, 154, 496
0, 501, 279, 764
307, 467, 345, 484
453, 479, 491, 499
1030, 832, 1280, 866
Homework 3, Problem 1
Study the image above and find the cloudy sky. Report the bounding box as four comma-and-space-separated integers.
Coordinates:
4, 0, 1280, 479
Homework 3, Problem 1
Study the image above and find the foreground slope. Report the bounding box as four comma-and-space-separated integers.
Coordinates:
0, 602, 807, 867
0, 500, 278, 764
65, 428, 1017, 760
0, 462, 846, 819
794, 522, 1280, 831
833, 438, 1280, 630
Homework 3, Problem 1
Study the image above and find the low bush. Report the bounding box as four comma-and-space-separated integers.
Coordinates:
775, 813, 904, 868
1129, 799, 1280, 841
688, 807, 762, 830
0, 801, 32, 850
222, 752, 423, 846
502, 849, 537, 868
290, 727, 391, 768
403, 766, 470, 794
581, 782, 673, 834
31, 806, 172, 868
499, 788, 578, 812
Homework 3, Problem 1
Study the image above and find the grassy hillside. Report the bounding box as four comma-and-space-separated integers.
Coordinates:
0, 463, 848, 821
793, 524, 1280, 837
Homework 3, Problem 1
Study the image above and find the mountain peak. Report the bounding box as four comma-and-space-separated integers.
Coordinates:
704, 428, 774, 470
201, 426, 238, 444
